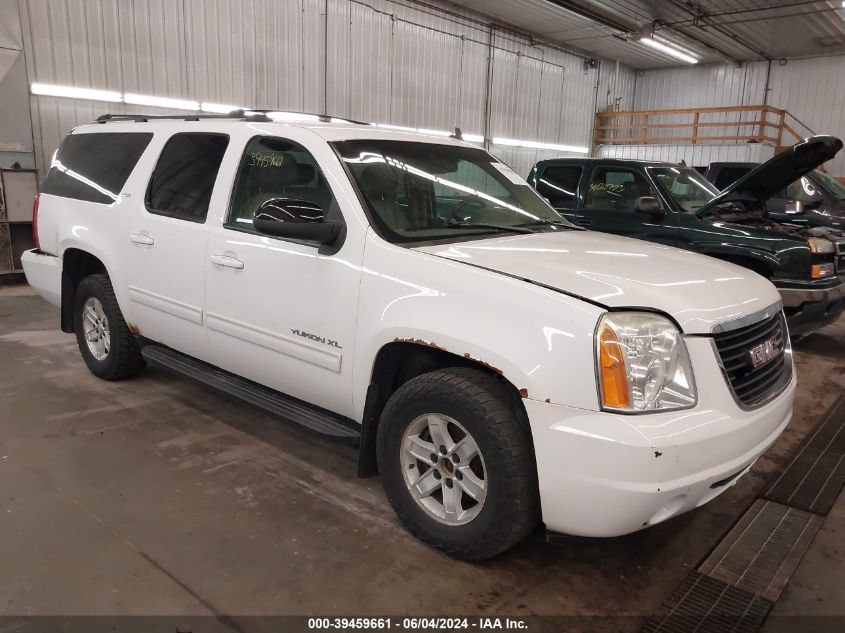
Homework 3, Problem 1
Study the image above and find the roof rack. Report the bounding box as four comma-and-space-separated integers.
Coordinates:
94, 110, 265, 123
94, 110, 370, 125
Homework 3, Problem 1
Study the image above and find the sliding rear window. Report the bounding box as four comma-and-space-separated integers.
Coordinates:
41, 132, 153, 205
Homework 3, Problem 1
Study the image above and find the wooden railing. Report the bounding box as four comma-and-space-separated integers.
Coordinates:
594, 105, 812, 151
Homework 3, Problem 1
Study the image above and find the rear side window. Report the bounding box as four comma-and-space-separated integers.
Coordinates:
41, 133, 153, 204
585, 167, 657, 213
146, 133, 229, 222
536, 165, 581, 208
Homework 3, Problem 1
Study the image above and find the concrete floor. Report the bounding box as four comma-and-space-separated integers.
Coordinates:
1, 284, 844, 624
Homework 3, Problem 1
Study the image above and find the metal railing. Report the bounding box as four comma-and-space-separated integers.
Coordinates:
594, 105, 814, 150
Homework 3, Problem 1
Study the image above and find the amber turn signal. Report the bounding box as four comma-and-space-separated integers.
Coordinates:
598, 322, 631, 409
811, 263, 834, 279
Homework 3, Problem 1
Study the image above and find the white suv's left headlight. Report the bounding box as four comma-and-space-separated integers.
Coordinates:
595, 312, 696, 413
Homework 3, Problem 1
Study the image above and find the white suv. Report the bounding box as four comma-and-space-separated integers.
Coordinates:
23, 112, 795, 560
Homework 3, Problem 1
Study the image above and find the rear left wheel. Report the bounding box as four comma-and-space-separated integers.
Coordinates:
73, 274, 145, 380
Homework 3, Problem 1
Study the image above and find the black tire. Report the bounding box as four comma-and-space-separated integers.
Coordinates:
377, 368, 540, 560
73, 274, 145, 381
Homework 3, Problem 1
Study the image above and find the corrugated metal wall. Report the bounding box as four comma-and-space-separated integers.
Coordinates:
0, 0, 33, 169
621, 56, 845, 176
18, 0, 630, 178
633, 64, 767, 110
595, 60, 637, 113
629, 63, 768, 145
767, 55, 845, 177
596, 143, 773, 168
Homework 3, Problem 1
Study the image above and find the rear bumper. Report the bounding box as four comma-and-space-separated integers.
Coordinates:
525, 336, 794, 537
21, 249, 62, 307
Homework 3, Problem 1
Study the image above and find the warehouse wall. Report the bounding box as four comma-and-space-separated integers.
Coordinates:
0, 0, 34, 169
17, 0, 635, 178
596, 143, 774, 168
625, 56, 845, 176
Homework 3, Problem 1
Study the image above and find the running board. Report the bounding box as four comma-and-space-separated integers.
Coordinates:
141, 345, 360, 443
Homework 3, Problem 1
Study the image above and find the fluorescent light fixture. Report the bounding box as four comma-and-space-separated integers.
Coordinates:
124, 93, 200, 110
200, 102, 244, 113
265, 111, 320, 121
639, 37, 699, 64
492, 137, 589, 154
462, 134, 485, 143
31, 82, 123, 103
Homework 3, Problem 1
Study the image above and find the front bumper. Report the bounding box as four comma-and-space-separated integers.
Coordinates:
525, 336, 795, 537
777, 279, 845, 336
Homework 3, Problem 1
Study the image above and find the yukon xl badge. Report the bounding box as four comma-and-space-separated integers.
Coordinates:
291, 329, 342, 349
747, 334, 782, 368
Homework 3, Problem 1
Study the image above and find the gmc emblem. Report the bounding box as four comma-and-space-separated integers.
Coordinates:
747, 334, 782, 368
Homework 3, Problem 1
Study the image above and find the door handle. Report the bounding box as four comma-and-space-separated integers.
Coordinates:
575, 219, 592, 228
209, 254, 245, 269
129, 233, 155, 246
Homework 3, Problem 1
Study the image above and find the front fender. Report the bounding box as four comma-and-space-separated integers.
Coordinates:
352, 234, 605, 421
690, 241, 781, 273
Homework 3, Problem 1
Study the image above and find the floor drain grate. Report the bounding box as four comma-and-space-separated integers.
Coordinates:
640, 572, 772, 633
763, 395, 845, 515
697, 499, 823, 601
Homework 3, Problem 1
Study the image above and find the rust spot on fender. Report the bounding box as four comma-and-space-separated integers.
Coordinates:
654, 450, 663, 458
127, 323, 141, 335
544, 398, 551, 403
519, 388, 528, 398
393, 337, 447, 351
462, 353, 503, 375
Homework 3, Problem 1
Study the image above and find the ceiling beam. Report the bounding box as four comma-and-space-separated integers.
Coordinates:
665, 0, 769, 60
545, 0, 742, 67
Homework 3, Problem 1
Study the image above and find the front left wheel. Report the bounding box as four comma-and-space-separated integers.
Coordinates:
73, 274, 145, 381
377, 368, 540, 560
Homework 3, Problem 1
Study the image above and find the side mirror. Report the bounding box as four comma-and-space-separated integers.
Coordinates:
253, 198, 341, 244
635, 196, 664, 217
784, 200, 805, 214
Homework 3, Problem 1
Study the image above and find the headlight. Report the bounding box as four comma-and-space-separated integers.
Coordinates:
807, 237, 835, 254
595, 312, 696, 413
812, 263, 835, 279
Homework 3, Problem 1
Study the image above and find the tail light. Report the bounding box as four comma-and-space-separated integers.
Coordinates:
32, 193, 40, 249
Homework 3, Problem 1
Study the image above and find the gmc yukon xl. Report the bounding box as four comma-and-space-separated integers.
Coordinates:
23, 111, 795, 559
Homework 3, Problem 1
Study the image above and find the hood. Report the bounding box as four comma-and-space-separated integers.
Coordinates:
414, 231, 782, 334
697, 135, 843, 217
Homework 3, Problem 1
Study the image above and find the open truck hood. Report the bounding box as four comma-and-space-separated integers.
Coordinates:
697, 135, 843, 217
413, 231, 782, 334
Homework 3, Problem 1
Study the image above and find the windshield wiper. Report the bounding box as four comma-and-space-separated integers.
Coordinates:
515, 219, 579, 230
406, 220, 534, 234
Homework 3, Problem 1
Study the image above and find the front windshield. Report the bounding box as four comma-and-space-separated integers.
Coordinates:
648, 166, 721, 212
812, 170, 845, 201
333, 139, 571, 242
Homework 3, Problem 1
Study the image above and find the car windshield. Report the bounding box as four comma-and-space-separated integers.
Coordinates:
333, 139, 572, 243
812, 170, 845, 201
648, 166, 721, 212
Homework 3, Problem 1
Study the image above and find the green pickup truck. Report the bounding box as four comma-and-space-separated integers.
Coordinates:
527, 136, 845, 336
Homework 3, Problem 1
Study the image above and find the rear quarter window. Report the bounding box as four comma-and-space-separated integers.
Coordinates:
41, 132, 153, 204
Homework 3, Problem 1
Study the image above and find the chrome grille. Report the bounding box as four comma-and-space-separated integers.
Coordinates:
713, 311, 791, 408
